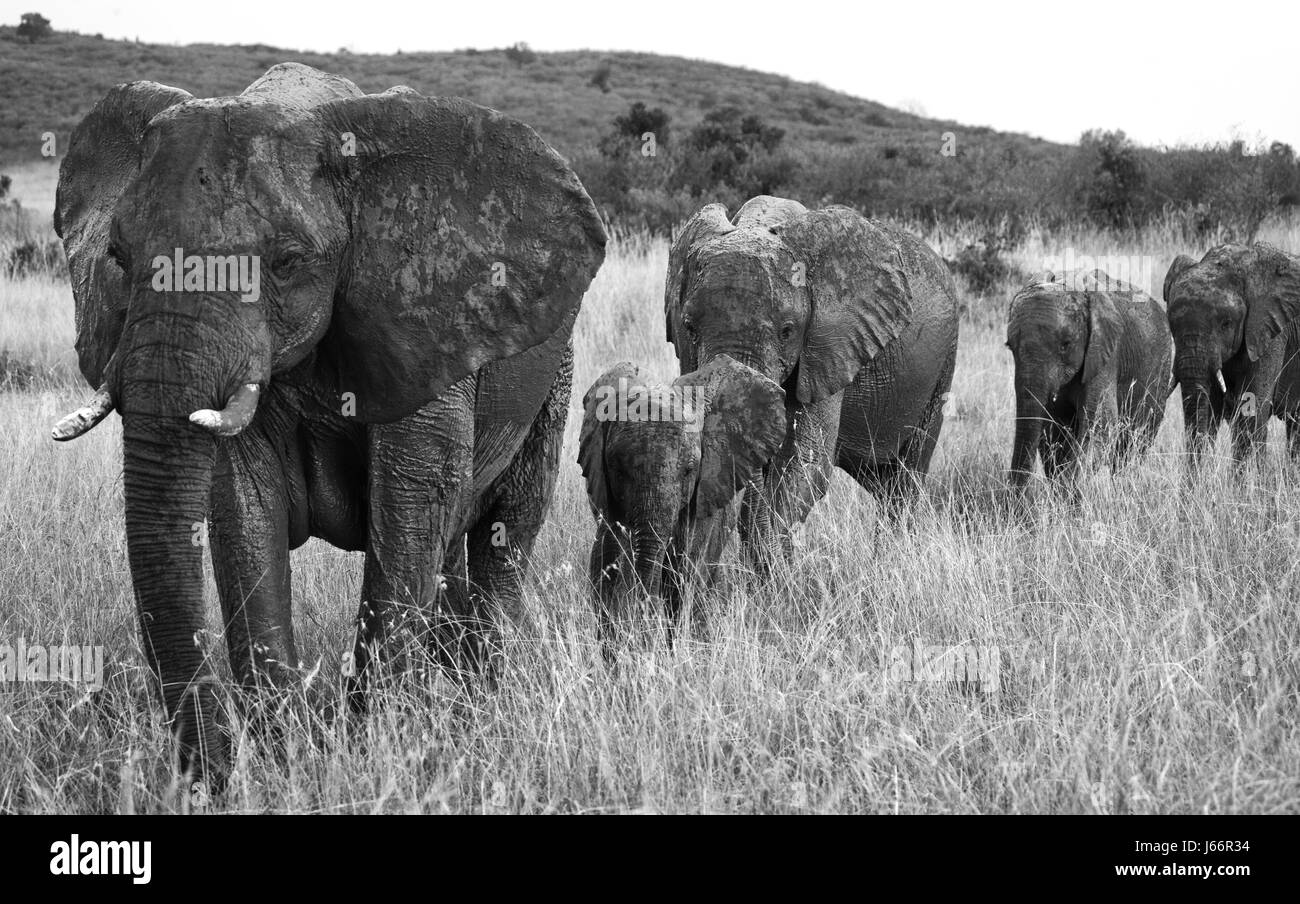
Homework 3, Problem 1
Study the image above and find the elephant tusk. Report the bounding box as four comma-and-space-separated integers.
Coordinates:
189, 383, 262, 437
51, 385, 114, 441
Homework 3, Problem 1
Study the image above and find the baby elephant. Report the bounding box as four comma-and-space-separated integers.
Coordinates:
578, 355, 786, 642
1006, 269, 1172, 487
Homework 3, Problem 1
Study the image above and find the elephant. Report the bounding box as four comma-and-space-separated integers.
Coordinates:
664, 195, 959, 563
1164, 244, 1300, 466
1006, 269, 1173, 487
49, 63, 606, 786
577, 355, 786, 644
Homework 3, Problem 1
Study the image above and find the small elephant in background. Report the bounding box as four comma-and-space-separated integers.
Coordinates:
1006, 269, 1173, 487
1164, 244, 1300, 466
578, 355, 786, 644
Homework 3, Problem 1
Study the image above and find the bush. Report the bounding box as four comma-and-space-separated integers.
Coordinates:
589, 62, 612, 94
945, 225, 1026, 296
675, 106, 788, 197
599, 102, 670, 154
1074, 130, 1147, 229
504, 42, 536, 65
5, 238, 66, 277
16, 12, 52, 43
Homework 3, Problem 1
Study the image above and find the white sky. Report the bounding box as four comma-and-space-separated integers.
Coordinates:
6, 0, 1298, 148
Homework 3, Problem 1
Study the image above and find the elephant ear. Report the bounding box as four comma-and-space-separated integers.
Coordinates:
578, 362, 641, 519
317, 90, 607, 422
55, 81, 193, 387
774, 207, 914, 405
1163, 254, 1197, 302
1083, 292, 1123, 384
665, 204, 734, 371
679, 355, 787, 518
1243, 245, 1300, 362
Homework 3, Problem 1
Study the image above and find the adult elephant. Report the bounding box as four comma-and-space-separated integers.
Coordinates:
665, 196, 959, 562
1006, 269, 1172, 487
1164, 244, 1300, 466
50, 63, 606, 786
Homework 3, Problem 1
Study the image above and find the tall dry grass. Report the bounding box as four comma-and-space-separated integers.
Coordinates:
0, 218, 1297, 813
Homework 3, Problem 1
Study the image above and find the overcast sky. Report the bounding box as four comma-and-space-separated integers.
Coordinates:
8, 0, 1298, 149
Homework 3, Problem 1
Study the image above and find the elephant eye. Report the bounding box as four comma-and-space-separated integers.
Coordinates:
1220, 319, 1232, 331
780, 322, 796, 342
106, 242, 127, 271
270, 248, 310, 278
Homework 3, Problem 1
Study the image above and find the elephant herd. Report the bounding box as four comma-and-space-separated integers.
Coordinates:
45, 64, 1300, 785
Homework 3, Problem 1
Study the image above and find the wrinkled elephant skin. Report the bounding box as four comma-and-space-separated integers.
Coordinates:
664, 196, 960, 564
1006, 268, 1173, 487
51, 63, 607, 786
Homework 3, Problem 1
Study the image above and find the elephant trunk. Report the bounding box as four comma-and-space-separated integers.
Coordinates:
121, 411, 228, 787
739, 478, 784, 573
630, 524, 667, 597
1174, 348, 1223, 470
1009, 380, 1051, 487
1179, 377, 1223, 469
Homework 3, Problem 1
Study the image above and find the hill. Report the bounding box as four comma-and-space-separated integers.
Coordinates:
0, 28, 1062, 171
2, 27, 1294, 242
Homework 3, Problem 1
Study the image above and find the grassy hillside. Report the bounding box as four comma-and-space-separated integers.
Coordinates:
0, 28, 1062, 169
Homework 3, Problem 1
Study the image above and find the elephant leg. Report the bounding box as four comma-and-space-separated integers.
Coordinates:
438, 532, 473, 660
661, 544, 687, 645
744, 395, 839, 567
872, 382, 948, 518
738, 483, 783, 575
1229, 399, 1271, 463
208, 426, 296, 693
1287, 411, 1300, 460
839, 449, 909, 522
459, 359, 570, 675
589, 523, 630, 662
1109, 424, 1138, 473
1039, 418, 1069, 480
903, 342, 955, 481
350, 384, 475, 704
676, 503, 736, 640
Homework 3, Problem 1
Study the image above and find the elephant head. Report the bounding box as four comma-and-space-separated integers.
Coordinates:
1005, 271, 1123, 486
665, 196, 914, 405
51, 64, 606, 781
577, 355, 785, 627
1164, 244, 1300, 464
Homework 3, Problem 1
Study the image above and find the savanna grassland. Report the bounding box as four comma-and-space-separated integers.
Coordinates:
1, 155, 1298, 814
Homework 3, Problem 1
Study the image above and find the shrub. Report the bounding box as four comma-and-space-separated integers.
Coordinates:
1074, 130, 1147, 229
945, 224, 1026, 296
599, 102, 670, 154
589, 62, 612, 94
16, 12, 52, 43
5, 238, 66, 277
504, 42, 536, 65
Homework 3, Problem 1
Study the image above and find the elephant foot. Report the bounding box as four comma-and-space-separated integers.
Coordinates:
171, 677, 233, 806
